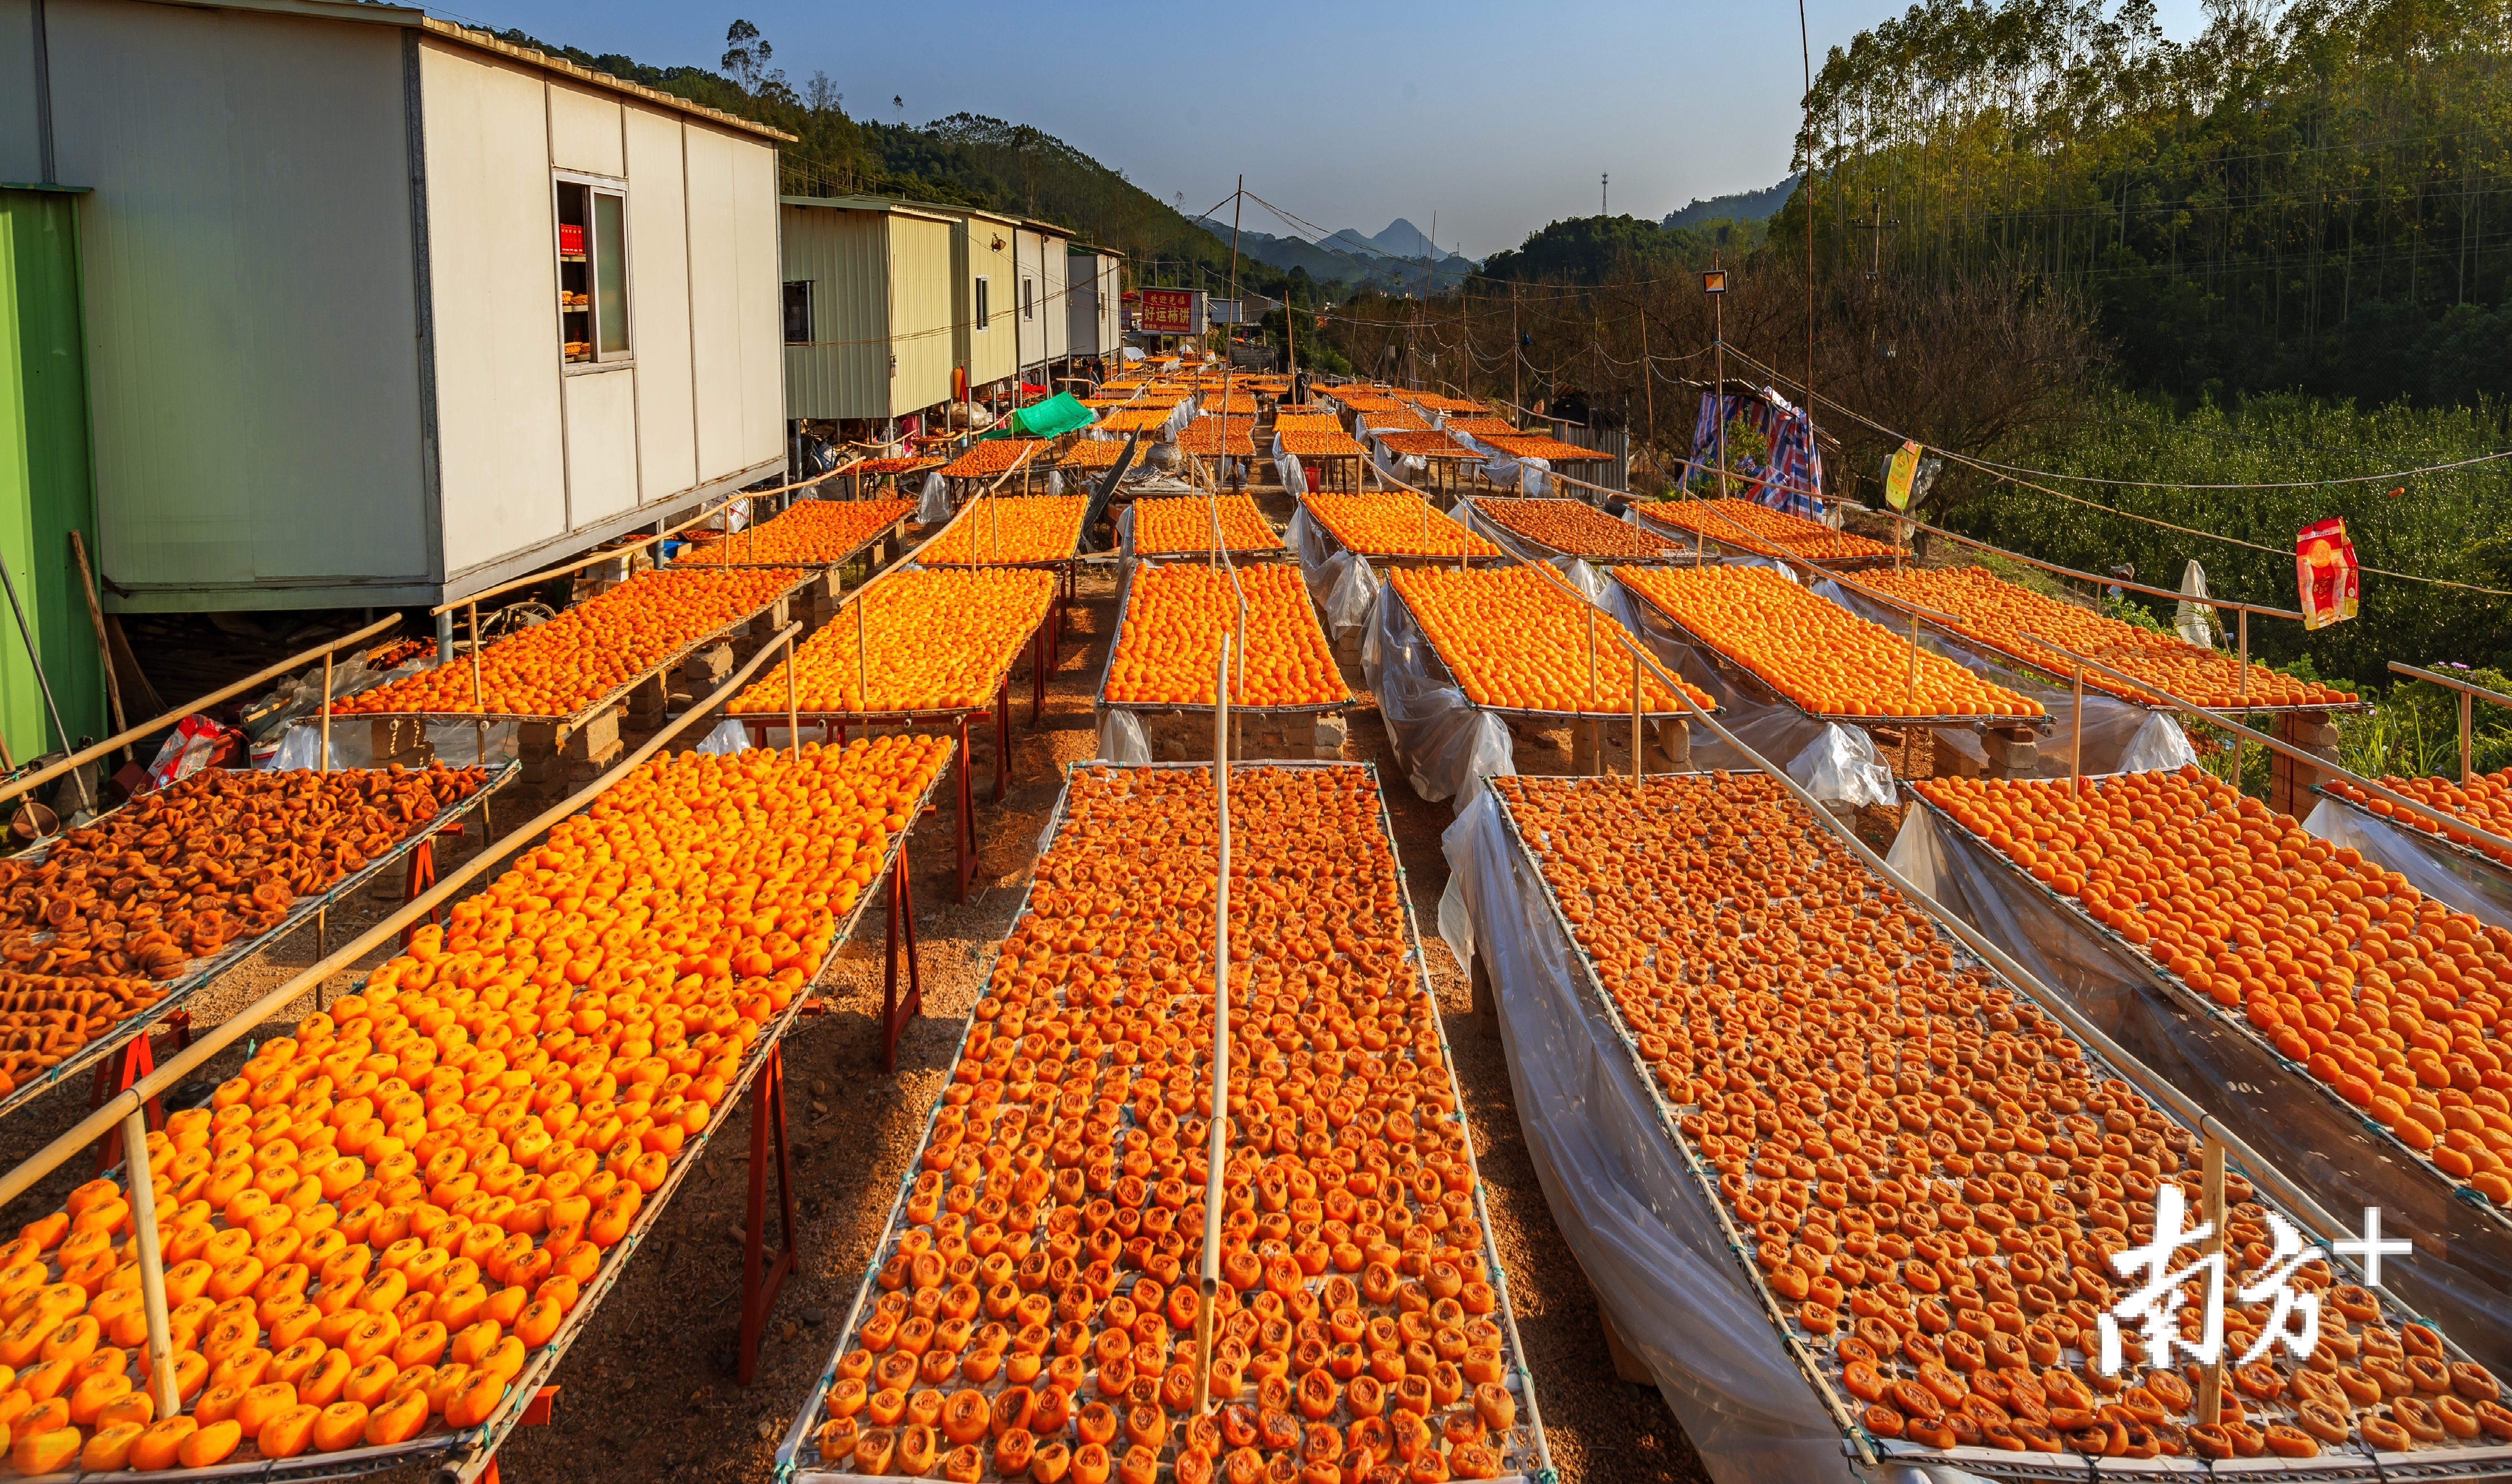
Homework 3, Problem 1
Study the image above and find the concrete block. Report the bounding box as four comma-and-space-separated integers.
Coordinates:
626, 674, 668, 721
518, 719, 562, 758
1649, 718, 1690, 773
1929, 729, 1985, 779
566, 737, 625, 781
1316, 714, 1349, 750
1983, 728, 2039, 777
750, 597, 794, 638
683, 643, 736, 689
565, 707, 620, 759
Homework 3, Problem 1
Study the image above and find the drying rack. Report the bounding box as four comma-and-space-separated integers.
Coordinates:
771, 760, 1556, 1484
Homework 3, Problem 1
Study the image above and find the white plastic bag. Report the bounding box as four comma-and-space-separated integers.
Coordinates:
695, 717, 752, 756
1785, 724, 1896, 811
1095, 708, 1150, 765
917, 472, 951, 523
2116, 710, 2200, 773
1322, 555, 1381, 642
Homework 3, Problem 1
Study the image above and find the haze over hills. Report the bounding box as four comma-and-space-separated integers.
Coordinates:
1662, 176, 1798, 229
1189, 215, 1477, 294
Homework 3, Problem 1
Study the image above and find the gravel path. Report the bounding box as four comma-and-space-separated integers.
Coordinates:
0, 469, 1712, 1484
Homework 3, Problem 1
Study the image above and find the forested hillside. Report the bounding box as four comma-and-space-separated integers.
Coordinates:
1793, 0, 2512, 407
486, 24, 1311, 302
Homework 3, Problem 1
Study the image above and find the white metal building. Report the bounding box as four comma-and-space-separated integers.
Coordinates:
933, 205, 1020, 395
1012, 219, 1068, 382
1066, 247, 1125, 359
780, 196, 956, 424
0, 0, 791, 611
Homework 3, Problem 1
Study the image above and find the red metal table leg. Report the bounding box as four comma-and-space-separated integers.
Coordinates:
881, 851, 924, 1073
1031, 623, 1046, 727
736, 1047, 798, 1386
90, 1033, 165, 1173
473, 1388, 560, 1484
994, 682, 1010, 804
399, 838, 439, 952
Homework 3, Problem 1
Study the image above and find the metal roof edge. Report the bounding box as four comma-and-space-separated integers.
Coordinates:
779, 195, 958, 224
120, 2, 795, 142
418, 18, 797, 142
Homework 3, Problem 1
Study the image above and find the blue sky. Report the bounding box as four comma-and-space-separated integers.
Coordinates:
433, 0, 2214, 260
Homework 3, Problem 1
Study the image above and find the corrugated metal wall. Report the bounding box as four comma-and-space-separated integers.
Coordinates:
890, 215, 953, 415
58, 0, 432, 607
783, 205, 886, 420
953, 213, 1015, 387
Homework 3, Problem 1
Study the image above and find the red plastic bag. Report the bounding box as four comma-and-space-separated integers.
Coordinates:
2295, 517, 2360, 630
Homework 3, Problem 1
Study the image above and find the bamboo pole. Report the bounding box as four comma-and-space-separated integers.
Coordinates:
0, 623, 803, 1396
0, 613, 403, 808
66, 531, 130, 765
1192, 634, 1233, 1416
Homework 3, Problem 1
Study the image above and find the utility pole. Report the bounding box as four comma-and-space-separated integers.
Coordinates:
1602, 172, 1609, 216
1510, 283, 1520, 415
1799, 0, 1815, 428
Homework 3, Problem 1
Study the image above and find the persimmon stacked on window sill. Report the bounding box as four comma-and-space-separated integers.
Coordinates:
1915, 768, 2512, 1205
335, 568, 804, 719
1106, 565, 1343, 708
0, 739, 948, 1472
1619, 564, 2042, 719
798, 766, 1538, 1484
1391, 566, 1711, 717
672, 499, 914, 567
923, 497, 1089, 567
1129, 496, 1282, 558
1300, 493, 1501, 561
2327, 768, 2512, 865
1855, 567, 2356, 710
1497, 771, 2511, 1462
729, 569, 1054, 717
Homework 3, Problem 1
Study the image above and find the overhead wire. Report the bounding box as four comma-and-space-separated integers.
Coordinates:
1718, 343, 2512, 598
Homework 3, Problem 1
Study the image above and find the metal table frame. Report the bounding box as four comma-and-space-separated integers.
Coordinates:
1487, 774, 2512, 1484
0, 764, 515, 1131
1900, 782, 2512, 1238
770, 760, 1556, 1484
732, 604, 1062, 904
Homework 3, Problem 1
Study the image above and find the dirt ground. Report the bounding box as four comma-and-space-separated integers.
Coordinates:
0, 464, 1711, 1484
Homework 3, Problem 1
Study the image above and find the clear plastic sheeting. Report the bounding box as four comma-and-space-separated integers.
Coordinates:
1439, 794, 1970, 1484
1276, 451, 1304, 494
695, 717, 752, 755
2303, 794, 2512, 929
1601, 579, 1894, 809
1811, 575, 2197, 776
1094, 706, 1150, 765
1286, 505, 1383, 642
1457, 432, 1550, 496
1888, 800, 2512, 1372
274, 715, 519, 769
1362, 584, 1515, 810
917, 470, 951, 522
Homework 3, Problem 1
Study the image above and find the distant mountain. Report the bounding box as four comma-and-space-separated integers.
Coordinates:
1663, 176, 1798, 229
1190, 220, 1476, 293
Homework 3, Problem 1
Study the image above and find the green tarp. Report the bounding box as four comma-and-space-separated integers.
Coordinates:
1005, 392, 1096, 440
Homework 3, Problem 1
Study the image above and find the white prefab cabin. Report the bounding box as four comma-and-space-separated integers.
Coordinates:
0, 0, 792, 610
